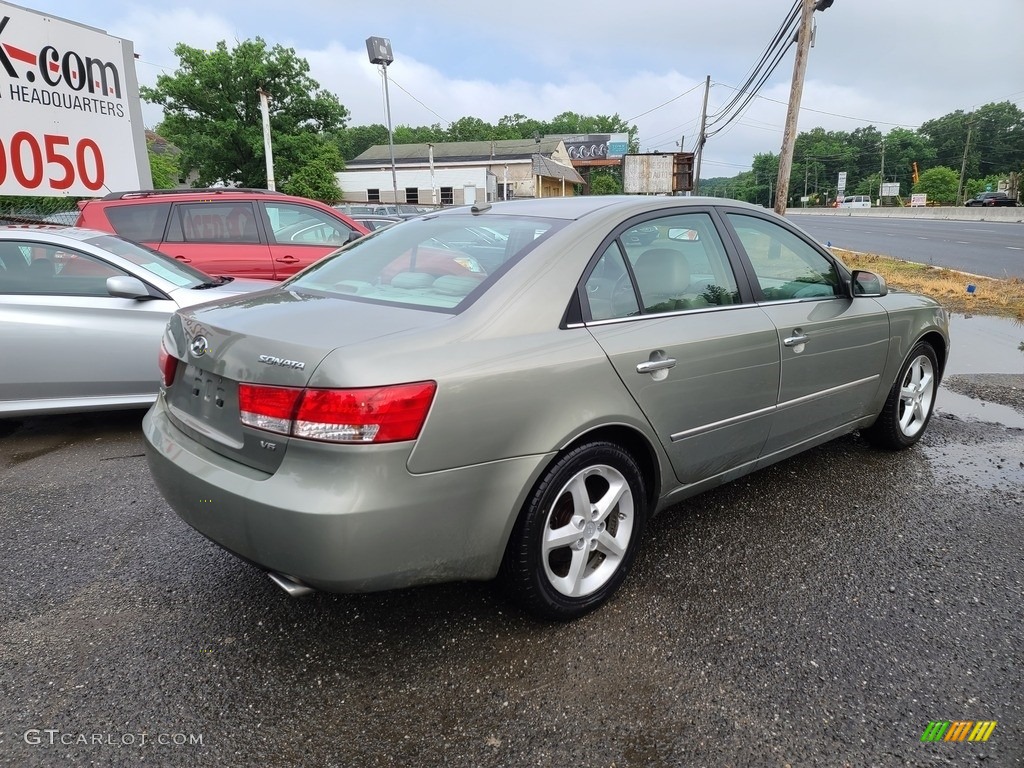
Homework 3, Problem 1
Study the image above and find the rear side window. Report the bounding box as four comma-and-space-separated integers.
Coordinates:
165, 202, 261, 244
587, 211, 739, 319
103, 203, 171, 241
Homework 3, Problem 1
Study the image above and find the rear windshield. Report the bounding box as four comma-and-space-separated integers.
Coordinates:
285, 213, 561, 311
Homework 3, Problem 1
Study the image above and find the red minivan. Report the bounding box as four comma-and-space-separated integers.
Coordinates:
77, 188, 369, 280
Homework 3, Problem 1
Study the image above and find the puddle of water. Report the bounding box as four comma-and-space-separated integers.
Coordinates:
945, 313, 1024, 376
934, 313, 1024, 427
922, 436, 1024, 490
936, 388, 1024, 429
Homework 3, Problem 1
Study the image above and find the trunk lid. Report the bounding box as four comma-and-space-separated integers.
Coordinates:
162, 289, 449, 472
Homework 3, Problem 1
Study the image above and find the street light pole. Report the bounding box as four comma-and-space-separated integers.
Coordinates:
366, 37, 399, 207
381, 63, 399, 207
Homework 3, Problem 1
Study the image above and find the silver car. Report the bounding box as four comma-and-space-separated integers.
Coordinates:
143, 197, 949, 620
0, 227, 272, 417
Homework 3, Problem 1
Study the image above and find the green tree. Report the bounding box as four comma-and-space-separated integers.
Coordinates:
913, 166, 960, 204
964, 173, 1006, 199
147, 144, 180, 189
280, 141, 343, 202
589, 171, 621, 195
335, 124, 389, 161
141, 38, 349, 189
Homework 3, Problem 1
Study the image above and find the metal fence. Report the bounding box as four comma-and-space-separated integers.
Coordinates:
0, 197, 81, 226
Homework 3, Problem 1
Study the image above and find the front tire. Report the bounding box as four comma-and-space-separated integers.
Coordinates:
499, 441, 647, 621
862, 342, 939, 449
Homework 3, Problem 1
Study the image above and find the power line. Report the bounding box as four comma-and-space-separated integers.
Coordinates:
624, 82, 704, 123
386, 75, 453, 127
706, 0, 800, 125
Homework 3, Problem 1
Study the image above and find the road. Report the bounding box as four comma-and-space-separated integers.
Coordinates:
1, 320, 1022, 767
789, 213, 1024, 279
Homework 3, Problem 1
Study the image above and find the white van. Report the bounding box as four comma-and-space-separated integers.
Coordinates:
838, 195, 871, 209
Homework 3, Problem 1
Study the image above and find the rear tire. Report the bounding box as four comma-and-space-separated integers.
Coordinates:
862, 342, 938, 450
499, 441, 647, 621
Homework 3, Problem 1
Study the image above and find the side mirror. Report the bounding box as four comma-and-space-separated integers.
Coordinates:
348, 229, 364, 243
106, 275, 153, 300
851, 269, 887, 297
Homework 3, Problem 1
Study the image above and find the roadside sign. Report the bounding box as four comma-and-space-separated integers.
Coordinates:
0, 2, 150, 196
881, 182, 900, 197
837, 171, 847, 194
910, 193, 927, 207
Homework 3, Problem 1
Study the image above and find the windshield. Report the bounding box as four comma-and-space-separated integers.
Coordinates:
285, 213, 562, 311
85, 234, 212, 288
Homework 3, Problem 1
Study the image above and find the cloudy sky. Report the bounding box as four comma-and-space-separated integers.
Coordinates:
15, 0, 1024, 178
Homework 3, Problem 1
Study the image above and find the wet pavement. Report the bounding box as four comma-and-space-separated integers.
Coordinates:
0, 317, 1022, 767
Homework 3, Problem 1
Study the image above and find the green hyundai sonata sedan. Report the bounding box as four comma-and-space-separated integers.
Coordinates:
143, 196, 949, 620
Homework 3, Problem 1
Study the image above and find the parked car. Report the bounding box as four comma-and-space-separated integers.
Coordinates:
142, 196, 949, 620
76, 188, 369, 280
965, 191, 1017, 207
348, 214, 404, 232
0, 226, 273, 418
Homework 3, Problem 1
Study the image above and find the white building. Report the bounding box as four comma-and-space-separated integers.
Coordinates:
337, 138, 586, 206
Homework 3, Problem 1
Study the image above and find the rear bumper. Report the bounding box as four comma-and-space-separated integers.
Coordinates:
143, 397, 549, 593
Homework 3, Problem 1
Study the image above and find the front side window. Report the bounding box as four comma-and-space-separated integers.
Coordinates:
0, 240, 124, 296
287, 214, 560, 311
726, 213, 840, 301
262, 203, 355, 246
84, 235, 209, 288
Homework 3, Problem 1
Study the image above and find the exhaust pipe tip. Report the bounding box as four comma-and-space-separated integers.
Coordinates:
267, 571, 316, 598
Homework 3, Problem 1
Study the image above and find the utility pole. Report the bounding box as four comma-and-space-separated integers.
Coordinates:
878, 139, 885, 205
692, 75, 711, 194
256, 87, 275, 191
956, 122, 973, 206
775, 0, 816, 216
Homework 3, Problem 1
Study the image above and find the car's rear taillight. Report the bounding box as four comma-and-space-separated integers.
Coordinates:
239, 384, 302, 434
159, 341, 178, 387
237, 382, 436, 444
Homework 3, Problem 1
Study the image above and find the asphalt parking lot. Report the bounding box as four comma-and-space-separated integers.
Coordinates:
1, 320, 1022, 767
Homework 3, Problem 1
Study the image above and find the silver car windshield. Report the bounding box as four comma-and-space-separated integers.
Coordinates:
287, 214, 561, 311
83, 235, 211, 288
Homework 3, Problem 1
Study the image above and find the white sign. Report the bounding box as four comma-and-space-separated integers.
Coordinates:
910, 193, 927, 207
0, 2, 149, 196
881, 182, 900, 197
837, 171, 847, 192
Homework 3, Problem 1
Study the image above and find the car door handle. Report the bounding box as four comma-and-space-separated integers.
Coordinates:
784, 333, 809, 347
636, 358, 677, 374
275, 255, 300, 263
173, 255, 192, 263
